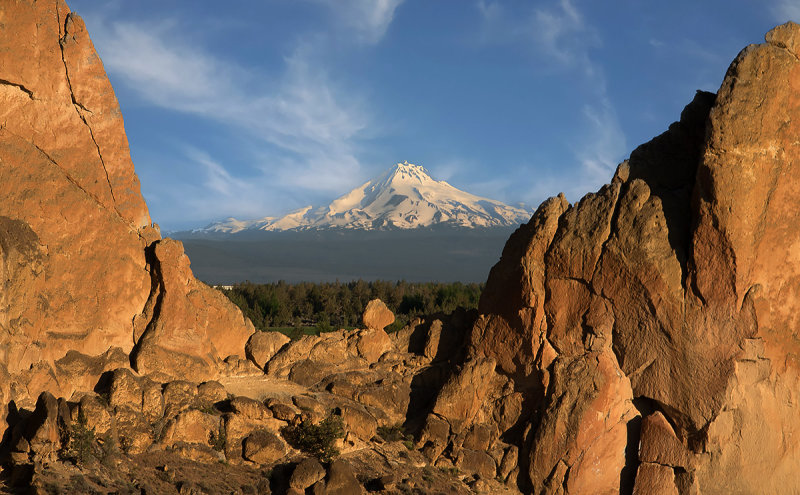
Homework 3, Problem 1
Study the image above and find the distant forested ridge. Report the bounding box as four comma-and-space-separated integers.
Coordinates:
219, 280, 483, 333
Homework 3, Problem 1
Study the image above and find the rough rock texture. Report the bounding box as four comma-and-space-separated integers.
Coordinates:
0, 0, 254, 395
423, 22, 800, 494
362, 299, 395, 330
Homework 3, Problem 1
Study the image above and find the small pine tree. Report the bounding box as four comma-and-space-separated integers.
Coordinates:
62, 409, 95, 465
282, 414, 345, 462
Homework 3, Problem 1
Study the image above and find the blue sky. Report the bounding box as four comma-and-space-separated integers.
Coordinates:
68, 0, 796, 231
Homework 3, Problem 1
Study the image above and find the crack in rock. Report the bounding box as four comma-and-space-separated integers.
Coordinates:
0, 78, 34, 99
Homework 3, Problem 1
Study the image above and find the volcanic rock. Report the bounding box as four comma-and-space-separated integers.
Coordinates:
362, 299, 395, 330
422, 21, 800, 494
246, 331, 291, 369
0, 0, 254, 402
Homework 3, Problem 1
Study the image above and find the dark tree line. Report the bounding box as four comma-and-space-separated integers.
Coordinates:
220, 280, 483, 333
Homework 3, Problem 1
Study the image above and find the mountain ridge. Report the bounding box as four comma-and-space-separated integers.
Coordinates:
198, 161, 532, 233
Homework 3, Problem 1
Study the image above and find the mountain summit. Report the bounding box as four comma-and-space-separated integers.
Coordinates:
202, 161, 532, 233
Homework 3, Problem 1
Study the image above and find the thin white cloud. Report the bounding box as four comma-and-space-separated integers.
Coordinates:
773, 0, 800, 22
477, 0, 599, 73
85, 16, 369, 197
182, 147, 249, 197
312, 0, 405, 44
574, 98, 626, 185
477, 0, 626, 203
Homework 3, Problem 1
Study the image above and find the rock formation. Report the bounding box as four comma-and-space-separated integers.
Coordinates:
423, 21, 800, 494
0, 0, 253, 408
3, 1, 800, 493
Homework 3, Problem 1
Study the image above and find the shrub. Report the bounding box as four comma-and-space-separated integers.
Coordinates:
282, 413, 344, 462
61, 409, 95, 465
209, 428, 226, 452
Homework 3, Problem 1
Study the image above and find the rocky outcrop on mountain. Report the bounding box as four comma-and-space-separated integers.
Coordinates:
419, 21, 800, 494
0, 0, 253, 402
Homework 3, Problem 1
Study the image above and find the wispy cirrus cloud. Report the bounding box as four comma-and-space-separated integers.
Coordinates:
92, 20, 366, 181
477, 0, 600, 74
311, 0, 405, 44
77, 6, 382, 227
477, 0, 626, 203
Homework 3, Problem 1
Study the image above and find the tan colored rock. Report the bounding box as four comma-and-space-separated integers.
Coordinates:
243, 429, 287, 464
422, 320, 443, 360
362, 299, 394, 331
245, 331, 290, 369
455, 449, 496, 480
462, 423, 494, 451
424, 22, 800, 494
107, 368, 143, 411
160, 409, 220, 447
171, 442, 224, 464
417, 414, 450, 462
339, 404, 378, 441
141, 378, 165, 421
53, 348, 129, 398
355, 328, 393, 363
529, 349, 638, 494
230, 396, 272, 421
76, 394, 112, 436
498, 446, 519, 481
268, 399, 300, 421
132, 239, 255, 380
162, 380, 197, 417
196, 380, 228, 406
114, 405, 153, 454
430, 357, 497, 432
639, 412, 688, 468
24, 392, 64, 463
325, 459, 363, 495
291, 457, 326, 490
633, 463, 679, 495
0, 0, 253, 391
222, 412, 286, 461
293, 395, 328, 423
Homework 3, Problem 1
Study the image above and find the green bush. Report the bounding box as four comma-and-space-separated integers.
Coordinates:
281, 413, 345, 462
61, 409, 95, 465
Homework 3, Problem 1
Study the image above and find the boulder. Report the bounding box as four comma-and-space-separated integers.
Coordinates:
290, 457, 326, 490
243, 430, 287, 464
325, 459, 363, 495
230, 396, 272, 421
338, 404, 378, 441
362, 299, 394, 331
455, 449, 497, 480
160, 409, 220, 447
246, 331, 290, 369
24, 392, 64, 462
162, 380, 198, 417
354, 328, 393, 363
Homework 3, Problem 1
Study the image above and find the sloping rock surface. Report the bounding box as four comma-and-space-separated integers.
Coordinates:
0, 0, 253, 402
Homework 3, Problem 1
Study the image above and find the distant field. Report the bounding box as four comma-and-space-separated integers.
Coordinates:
177, 227, 517, 284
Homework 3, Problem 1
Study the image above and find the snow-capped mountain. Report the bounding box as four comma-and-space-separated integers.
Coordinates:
200, 162, 532, 233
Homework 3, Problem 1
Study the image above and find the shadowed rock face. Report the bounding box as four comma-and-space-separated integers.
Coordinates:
0, 0, 253, 403
427, 22, 800, 494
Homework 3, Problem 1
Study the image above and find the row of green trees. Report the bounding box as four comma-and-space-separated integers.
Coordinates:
220, 280, 483, 332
